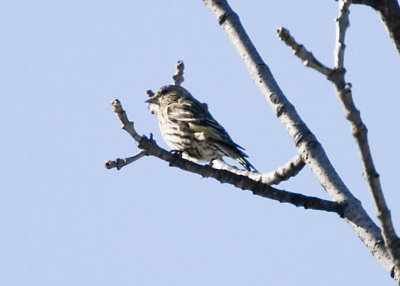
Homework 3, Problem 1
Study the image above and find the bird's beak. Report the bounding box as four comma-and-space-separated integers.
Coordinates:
145, 97, 156, 104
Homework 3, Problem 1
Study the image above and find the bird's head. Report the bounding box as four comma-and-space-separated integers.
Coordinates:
146, 85, 189, 114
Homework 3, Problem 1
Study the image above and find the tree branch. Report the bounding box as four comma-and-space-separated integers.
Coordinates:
212, 154, 305, 185
334, 0, 400, 277
106, 99, 341, 214
277, 27, 333, 77
277, 0, 400, 279
352, 0, 400, 54
334, 0, 351, 69
105, 150, 147, 170
172, 60, 185, 85
334, 1, 400, 276
203, 0, 397, 280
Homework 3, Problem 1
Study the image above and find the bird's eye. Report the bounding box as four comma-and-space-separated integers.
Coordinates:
161, 89, 169, 95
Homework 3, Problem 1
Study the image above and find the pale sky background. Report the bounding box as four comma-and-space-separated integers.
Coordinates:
1, 0, 400, 285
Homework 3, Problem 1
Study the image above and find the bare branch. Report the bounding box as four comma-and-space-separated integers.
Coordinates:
107, 99, 341, 214
262, 154, 305, 184
111, 99, 143, 143
335, 84, 400, 268
146, 89, 155, 98
277, 27, 333, 77
172, 60, 185, 85
352, 0, 400, 54
105, 150, 147, 170
203, 0, 396, 279
335, 1, 400, 276
278, 0, 400, 278
334, 0, 351, 69
213, 154, 305, 185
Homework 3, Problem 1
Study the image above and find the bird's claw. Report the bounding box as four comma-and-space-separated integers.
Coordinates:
169, 150, 183, 167
170, 150, 183, 156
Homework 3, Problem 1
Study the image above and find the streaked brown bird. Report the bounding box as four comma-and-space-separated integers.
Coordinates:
146, 85, 257, 171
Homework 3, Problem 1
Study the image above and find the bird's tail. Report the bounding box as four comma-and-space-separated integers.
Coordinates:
236, 156, 258, 172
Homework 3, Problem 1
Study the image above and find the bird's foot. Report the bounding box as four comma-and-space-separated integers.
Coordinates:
169, 150, 183, 167
169, 150, 183, 156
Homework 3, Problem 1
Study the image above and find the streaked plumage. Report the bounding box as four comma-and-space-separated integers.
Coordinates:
146, 85, 257, 171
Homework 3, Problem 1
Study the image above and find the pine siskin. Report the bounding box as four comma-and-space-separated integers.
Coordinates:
146, 85, 257, 171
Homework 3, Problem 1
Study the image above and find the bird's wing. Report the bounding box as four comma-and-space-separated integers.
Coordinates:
165, 98, 246, 151
191, 114, 246, 152
164, 101, 201, 122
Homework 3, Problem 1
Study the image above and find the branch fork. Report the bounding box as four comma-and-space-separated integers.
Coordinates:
277, 0, 400, 279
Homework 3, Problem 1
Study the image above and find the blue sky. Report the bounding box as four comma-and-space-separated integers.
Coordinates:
1, 0, 399, 285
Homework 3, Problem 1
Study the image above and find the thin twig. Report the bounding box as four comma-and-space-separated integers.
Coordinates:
146, 89, 155, 97
277, 27, 333, 77
111, 99, 142, 143
213, 154, 305, 185
172, 60, 185, 85
107, 99, 341, 214
334, 0, 350, 69
105, 150, 147, 170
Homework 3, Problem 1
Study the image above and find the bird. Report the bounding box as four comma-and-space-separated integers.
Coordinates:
146, 85, 257, 172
